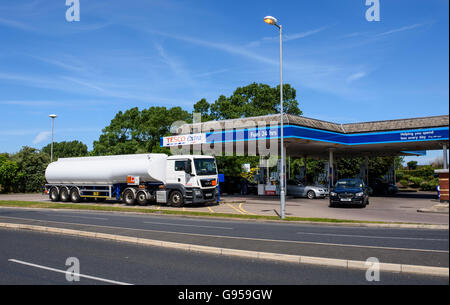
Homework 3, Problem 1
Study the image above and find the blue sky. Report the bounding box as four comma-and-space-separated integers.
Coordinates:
0, 0, 448, 164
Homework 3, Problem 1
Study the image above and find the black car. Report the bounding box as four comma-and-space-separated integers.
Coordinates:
369, 178, 398, 196
329, 178, 370, 208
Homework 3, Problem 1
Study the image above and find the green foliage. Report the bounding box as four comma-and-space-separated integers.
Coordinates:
42, 140, 88, 160
407, 160, 418, 170
408, 176, 423, 188
0, 155, 20, 193
419, 178, 439, 191
92, 106, 191, 156
194, 83, 302, 121
9, 146, 50, 193
399, 179, 409, 187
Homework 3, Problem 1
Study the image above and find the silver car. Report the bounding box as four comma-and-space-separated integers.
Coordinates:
287, 180, 329, 199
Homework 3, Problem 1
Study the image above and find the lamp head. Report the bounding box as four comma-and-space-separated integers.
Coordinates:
49, 114, 57, 119
264, 16, 278, 26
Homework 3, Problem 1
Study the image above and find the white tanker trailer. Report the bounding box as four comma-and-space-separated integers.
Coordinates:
45, 154, 219, 207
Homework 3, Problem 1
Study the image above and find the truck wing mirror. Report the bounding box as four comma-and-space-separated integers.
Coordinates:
184, 161, 192, 175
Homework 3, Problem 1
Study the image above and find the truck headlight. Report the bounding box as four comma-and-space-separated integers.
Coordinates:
356, 192, 364, 197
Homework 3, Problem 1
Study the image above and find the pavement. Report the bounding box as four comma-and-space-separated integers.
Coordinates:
0, 192, 448, 225
2, 228, 447, 285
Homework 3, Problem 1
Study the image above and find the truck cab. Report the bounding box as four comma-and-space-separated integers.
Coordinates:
164, 155, 219, 206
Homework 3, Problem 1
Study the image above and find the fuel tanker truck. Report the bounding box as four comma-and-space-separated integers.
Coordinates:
44, 154, 219, 207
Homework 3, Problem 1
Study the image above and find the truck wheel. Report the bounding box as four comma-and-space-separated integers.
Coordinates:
60, 187, 70, 202
50, 187, 60, 202
307, 190, 316, 200
70, 188, 81, 203
136, 191, 148, 206
123, 189, 136, 206
169, 190, 184, 207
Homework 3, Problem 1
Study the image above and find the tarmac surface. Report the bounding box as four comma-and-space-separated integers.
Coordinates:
0, 227, 448, 285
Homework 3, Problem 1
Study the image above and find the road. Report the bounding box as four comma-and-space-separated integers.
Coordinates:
0, 229, 447, 285
0, 207, 448, 268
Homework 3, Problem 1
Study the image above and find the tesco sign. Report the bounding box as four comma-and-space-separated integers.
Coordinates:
163, 133, 207, 147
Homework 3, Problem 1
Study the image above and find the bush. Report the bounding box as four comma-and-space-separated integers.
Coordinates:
420, 179, 439, 191
399, 180, 409, 188
408, 176, 423, 188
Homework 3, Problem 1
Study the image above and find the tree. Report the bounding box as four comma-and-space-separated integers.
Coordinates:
0, 154, 20, 193
42, 140, 88, 160
194, 83, 302, 176
10, 146, 50, 193
407, 160, 418, 170
194, 82, 302, 121
92, 106, 191, 156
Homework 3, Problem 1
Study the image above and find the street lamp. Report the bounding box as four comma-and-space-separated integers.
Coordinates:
264, 16, 286, 219
49, 114, 57, 162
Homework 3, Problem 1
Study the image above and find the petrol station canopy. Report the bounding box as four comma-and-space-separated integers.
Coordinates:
162, 114, 449, 159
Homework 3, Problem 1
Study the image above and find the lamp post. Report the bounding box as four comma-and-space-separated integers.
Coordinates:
264, 16, 286, 219
49, 114, 57, 162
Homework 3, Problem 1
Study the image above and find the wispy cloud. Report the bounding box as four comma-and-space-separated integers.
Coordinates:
346, 72, 368, 83
376, 23, 428, 37
0, 17, 33, 31
246, 26, 328, 47
146, 29, 277, 66
32, 131, 50, 144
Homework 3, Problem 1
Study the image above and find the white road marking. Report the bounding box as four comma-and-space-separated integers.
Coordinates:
296, 231, 449, 242
143, 221, 233, 230
44, 214, 108, 221
0, 215, 447, 253
8, 259, 132, 285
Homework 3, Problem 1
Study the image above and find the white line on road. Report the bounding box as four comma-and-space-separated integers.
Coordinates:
296, 231, 449, 242
8, 259, 133, 285
143, 221, 233, 230
44, 214, 108, 221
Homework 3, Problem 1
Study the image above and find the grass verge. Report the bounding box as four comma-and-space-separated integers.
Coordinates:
0, 200, 417, 225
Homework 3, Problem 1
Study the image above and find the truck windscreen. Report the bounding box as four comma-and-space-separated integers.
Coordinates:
194, 159, 217, 176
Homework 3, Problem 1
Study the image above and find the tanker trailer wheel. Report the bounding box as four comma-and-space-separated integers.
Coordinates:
70, 188, 81, 203
49, 187, 60, 202
136, 191, 148, 206
169, 190, 184, 207
60, 187, 70, 202
123, 189, 136, 206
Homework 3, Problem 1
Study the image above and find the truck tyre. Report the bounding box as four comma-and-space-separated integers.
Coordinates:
70, 188, 81, 203
307, 190, 316, 200
60, 187, 70, 202
136, 191, 148, 206
123, 189, 136, 206
50, 187, 60, 202
169, 190, 184, 207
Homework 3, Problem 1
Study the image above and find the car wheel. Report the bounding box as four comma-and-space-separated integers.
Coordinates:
307, 190, 316, 200
169, 190, 184, 207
